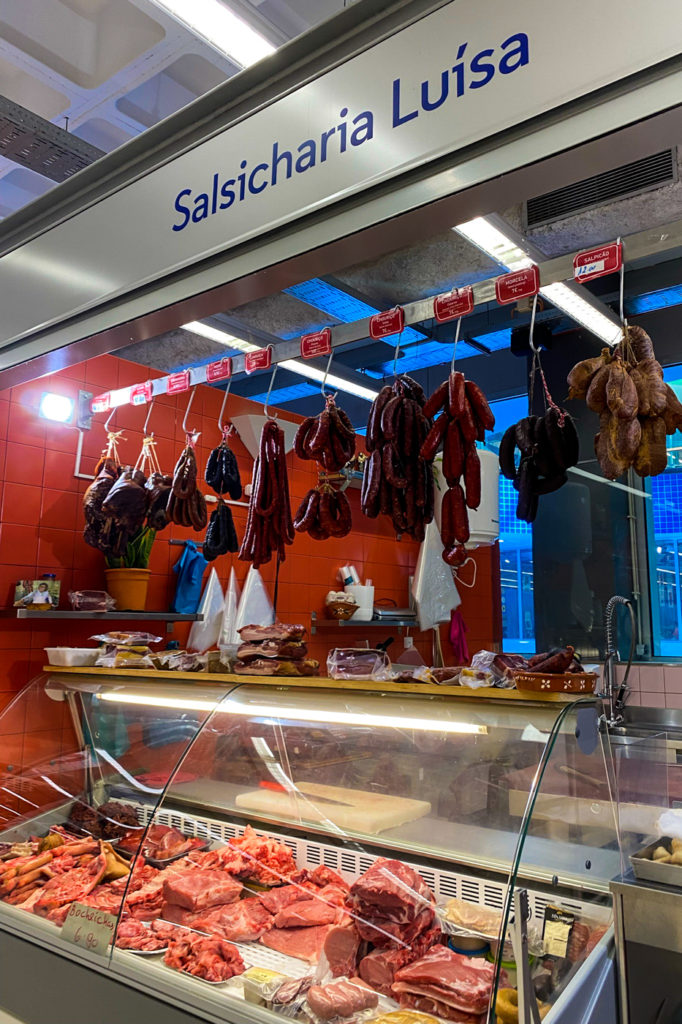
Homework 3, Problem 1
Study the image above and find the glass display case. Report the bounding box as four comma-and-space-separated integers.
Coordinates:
0, 672, 628, 1024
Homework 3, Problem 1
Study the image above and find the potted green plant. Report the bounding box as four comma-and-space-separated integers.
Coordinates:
104, 525, 156, 611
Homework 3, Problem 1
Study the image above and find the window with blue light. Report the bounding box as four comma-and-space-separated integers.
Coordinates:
649, 370, 682, 657
489, 395, 536, 654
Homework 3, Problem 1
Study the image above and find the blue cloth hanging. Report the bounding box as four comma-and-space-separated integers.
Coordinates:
171, 541, 208, 614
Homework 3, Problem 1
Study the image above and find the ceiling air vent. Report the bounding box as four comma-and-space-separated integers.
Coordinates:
525, 149, 677, 228
0, 96, 103, 183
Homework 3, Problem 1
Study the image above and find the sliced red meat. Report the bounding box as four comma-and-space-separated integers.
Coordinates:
307, 979, 378, 1020
160, 902, 205, 927
162, 870, 242, 911
323, 924, 360, 978
238, 623, 306, 642
192, 898, 274, 942
116, 918, 169, 952
392, 947, 496, 1017
260, 924, 333, 963
357, 927, 443, 997
164, 933, 245, 982
260, 883, 315, 915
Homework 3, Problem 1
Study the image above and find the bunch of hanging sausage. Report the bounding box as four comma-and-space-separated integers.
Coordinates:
203, 434, 242, 560
361, 375, 434, 540
498, 408, 579, 524
292, 396, 356, 541
568, 324, 682, 480
419, 371, 495, 564
238, 419, 294, 568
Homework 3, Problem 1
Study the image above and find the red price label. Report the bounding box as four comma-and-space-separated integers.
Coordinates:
434, 286, 474, 323
245, 347, 272, 374
166, 370, 190, 395
130, 382, 152, 406
91, 393, 110, 414
369, 307, 405, 339
300, 328, 332, 359
495, 265, 540, 305
206, 357, 232, 383
573, 242, 622, 283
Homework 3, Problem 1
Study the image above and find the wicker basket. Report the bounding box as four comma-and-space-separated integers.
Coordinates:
513, 670, 598, 694
326, 599, 358, 621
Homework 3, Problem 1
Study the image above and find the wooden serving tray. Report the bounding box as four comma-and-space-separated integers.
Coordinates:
513, 670, 598, 694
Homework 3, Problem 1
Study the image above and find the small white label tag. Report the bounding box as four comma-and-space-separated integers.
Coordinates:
62, 902, 117, 957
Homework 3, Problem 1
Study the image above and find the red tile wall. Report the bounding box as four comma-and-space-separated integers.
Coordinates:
0, 354, 500, 783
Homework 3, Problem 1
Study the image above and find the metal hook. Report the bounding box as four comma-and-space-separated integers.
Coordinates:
392, 330, 403, 378
263, 363, 279, 420
182, 386, 197, 434
142, 398, 155, 436
450, 317, 463, 372
528, 294, 540, 353
320, 349, 336, 400
104, 406, 117, 431
218, 378, 232, 434
617, 236, 627, 328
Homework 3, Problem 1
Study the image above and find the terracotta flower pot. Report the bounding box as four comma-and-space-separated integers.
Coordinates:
104, 568, 150, 611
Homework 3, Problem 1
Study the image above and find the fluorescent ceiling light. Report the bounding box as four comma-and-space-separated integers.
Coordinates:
99, 691, 486, 734
151, 0, 275, 68
454, 217, 622, 346
183, 321, 380, 402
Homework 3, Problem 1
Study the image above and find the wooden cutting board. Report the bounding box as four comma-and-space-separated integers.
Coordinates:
235, 781, 431, 834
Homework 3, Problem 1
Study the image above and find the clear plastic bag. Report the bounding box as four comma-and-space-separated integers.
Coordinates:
459, 666, 494, 689
90, 631, 162, 645
235, 567, 274, 634
95, 645, 154, 669
69, 590, 116, 612
327, 648, 390, 680
411, 520, 460, 631
187, 568, 225, 653
219, 567, 241, 663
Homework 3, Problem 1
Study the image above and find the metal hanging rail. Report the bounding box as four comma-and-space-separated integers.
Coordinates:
90, 216, 682, 414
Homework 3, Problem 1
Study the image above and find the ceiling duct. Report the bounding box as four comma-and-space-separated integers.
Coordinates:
0, 96, 104, 183
525, 149, 677, 228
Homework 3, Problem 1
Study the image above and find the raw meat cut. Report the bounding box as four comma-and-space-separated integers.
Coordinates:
163, 870, 242, 911
358, 927, 441, 995
260, 883, 315, 915
391, 946, 496, 1018
274, 896, 340, 929
188, 846, 249, 875
160, 902, 205, 927
307, 979, 378, 1020
34, 851, 108, 916
323, 924, 360, 978
309, 866, 349, 891
237, 639, 308, 661
396, 993, 485, 1024
347, 858, 435, 924
118, 824, 204, 861
347, 858, 435, 948
192, 898, 274, 941
239, 623, 306, 642
260, 924, 333, 963
115, 918, 173, 951
230, 825, 297, 885
164, 933, 245, 982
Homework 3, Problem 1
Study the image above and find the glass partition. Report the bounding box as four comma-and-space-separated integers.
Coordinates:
495, 699, 621, 1022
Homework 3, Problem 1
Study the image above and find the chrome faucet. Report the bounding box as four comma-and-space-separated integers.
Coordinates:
599, 595, 636, 726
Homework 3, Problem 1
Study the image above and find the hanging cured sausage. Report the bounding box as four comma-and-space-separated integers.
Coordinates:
239, 419, 294, 568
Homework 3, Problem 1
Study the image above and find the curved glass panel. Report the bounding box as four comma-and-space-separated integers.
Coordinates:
0, 672, 234, 970
493, 699, 621, 1024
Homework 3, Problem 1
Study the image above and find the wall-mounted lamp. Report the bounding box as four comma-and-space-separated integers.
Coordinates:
39, 393, 74, 423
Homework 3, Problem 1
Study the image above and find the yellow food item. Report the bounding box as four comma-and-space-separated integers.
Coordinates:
102, 842, 130, 880
670, 838, 682, 853
653, 845, 671, 862
669, 851, 682, 866
38, 833, 65, 852
371, 1014, 440, 1024
496, 989, 550, 1024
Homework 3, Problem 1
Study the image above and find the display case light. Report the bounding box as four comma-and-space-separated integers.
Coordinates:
150, 0, 275, 68
98, 691, 487, 734
39, 392, 74, 423
454, 216, 622, 346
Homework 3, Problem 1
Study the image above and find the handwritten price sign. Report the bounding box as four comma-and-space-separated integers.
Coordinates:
62, 902, 117, 957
